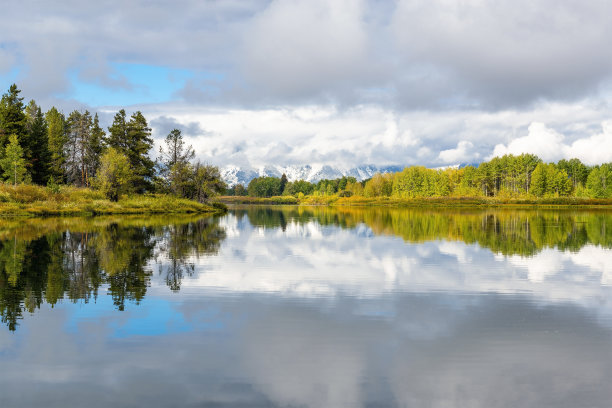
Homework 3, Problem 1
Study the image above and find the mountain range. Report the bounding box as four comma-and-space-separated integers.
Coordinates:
221, 164, 407, 187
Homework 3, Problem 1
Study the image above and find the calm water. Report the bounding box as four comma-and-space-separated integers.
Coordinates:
1, 207, 612, 407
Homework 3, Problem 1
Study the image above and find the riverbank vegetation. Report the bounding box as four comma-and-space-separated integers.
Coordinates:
224, 154, 612, 206
0, 183, 218, 216
0, 84, 226, 215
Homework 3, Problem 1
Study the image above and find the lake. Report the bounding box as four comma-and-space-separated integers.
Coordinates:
1, 206, 612, 407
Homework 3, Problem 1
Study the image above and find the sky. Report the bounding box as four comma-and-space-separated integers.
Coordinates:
1, 0, 612, 169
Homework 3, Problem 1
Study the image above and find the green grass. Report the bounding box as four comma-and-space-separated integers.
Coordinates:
219, 194, 612, 208
0, 184, 224, 216
329, 196, 612, 208
218, 195, 299, 205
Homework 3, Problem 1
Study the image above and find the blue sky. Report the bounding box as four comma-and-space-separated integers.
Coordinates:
65, 63, 195, 107
1, 0, 612, 169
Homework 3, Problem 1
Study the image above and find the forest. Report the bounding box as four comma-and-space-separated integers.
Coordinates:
231, 155, 612, 200
3, 82, 611, 204
0, 84, 225, 202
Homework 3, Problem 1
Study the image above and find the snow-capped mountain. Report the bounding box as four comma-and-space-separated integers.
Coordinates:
221, 164, 406, 187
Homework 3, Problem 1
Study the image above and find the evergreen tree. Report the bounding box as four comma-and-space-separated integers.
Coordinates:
46, 107, 67, 182
159, 129, 195, 169
529, 163, 547, 197
158, 128, 194, 194
85, 113, 106, 186
127, 112, 155, 192
280, 173, 288, 194
65, 111, 88, 186
0, 134, 29, 185
557, 158, 589, 189
108, 110, 155, 193
586, 164, 612, 198
0, 84, 26, 149
24, 100, 50, 184
64, 111, 106, 187
107, 109, 128, 151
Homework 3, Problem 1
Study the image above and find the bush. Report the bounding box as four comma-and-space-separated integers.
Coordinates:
211, 201, 228, 212
46, 177, 61, 194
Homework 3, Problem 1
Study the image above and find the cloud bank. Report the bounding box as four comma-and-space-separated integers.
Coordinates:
2, 0, 612, 168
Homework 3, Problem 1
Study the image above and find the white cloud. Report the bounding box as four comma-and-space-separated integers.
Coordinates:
438, 140, 475, 164
492, 122, 566, 162
492, 121, 612, 164
568, 121, 612, 165
140, 100, 612, 169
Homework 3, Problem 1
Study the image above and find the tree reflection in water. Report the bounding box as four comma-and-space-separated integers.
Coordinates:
1, 207, 611, 331
0, 216, 226, 330
240, 206, 612, 256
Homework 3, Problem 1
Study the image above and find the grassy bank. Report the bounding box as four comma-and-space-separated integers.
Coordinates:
218, 195, 299, 205
0, 184, 224, 216
218, 194, 612, 208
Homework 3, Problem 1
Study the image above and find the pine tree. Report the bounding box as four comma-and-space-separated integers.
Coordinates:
46, 107, 67, 182
24, 100, 50, 184
529, 163, 547, 197
0, 134, 29, 185
107, 110, 155, 192
85, 113, 106, 186
160, 129, 194, 169
280, 173, 288, 194
107, 109, 128, 152
159, 128, 195, 194
0, 84, 26, 149
127, 112, 155, 192
65, 110, 98, 186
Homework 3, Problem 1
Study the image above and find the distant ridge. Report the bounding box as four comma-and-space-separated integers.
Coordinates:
221, 164, 406, 187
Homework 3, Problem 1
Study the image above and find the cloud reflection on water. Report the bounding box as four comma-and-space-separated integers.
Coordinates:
2, 208, 612, 407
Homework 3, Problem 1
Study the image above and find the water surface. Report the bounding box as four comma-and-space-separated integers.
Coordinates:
1, 207, 612, 407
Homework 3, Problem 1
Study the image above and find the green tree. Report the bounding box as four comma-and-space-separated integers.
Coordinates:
364, 173, 393, 197
107, 110, 155, 192
107, 109, 128, 150
280, 173, 288, 194
586, 164, 612, 198
248, 177, 282, 197
187, 162, 226, 202
0, 84, 26, 148
530, 163, 547, 197
94, 148, 133, 201
558, 158, 589, 189
283, 180, 314, 196
45, 107, 67, 182
86, 113, 106, 185
127, 112, 155, 192
231, 183, 248, 196
158, 129, 195, 194
65, 110, 93, 186
0, 134, 29, 185
24, 100, 50, 184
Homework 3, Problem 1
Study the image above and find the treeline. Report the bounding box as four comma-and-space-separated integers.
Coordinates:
228, 175, 365, 197
228, 154, 612, 199
0, 84, 225, 201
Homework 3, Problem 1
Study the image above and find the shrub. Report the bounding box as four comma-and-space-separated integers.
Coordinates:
211, 201, 228, 212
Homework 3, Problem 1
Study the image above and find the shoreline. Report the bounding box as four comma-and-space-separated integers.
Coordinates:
218, 195, 612, 209
0, 185, 226, 217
